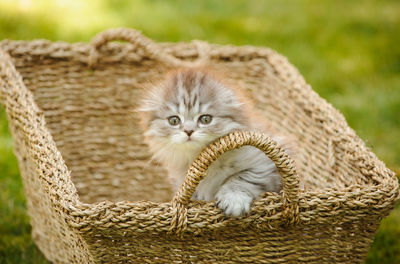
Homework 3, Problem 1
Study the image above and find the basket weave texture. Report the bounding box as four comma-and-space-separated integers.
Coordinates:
0, 28, 398, 263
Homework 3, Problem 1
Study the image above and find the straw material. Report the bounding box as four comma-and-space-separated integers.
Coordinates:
0, 28, 398, 263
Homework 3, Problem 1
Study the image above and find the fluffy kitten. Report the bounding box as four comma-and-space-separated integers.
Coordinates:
139, 69, 293, 217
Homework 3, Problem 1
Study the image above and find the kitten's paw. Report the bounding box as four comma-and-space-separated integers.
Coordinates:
215, 191, 253, 217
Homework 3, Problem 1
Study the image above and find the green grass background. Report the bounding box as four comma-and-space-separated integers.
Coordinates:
0, 0, 399, 263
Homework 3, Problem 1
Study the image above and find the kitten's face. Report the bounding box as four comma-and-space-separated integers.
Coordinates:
140, 70, 247, 150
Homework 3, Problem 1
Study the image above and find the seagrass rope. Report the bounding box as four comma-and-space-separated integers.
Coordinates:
88, 28, 210, 68
0, 27, 398, 263
0, 48, 79, 207
171, 131, 300, 234
0, 48, 95, 263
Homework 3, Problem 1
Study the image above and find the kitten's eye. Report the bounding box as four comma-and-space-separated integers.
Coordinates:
199, 114, 212, 125
167, 116, 181, 126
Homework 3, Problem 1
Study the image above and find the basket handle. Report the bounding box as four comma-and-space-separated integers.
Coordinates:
170, 131, 300, 234
88, 28, 210, 67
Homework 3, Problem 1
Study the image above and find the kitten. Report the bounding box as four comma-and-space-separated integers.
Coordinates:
138, 69, 293, 217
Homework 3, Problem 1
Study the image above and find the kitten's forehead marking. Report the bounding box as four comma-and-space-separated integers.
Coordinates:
175, 71, 206, 115
162, 70, 229, 123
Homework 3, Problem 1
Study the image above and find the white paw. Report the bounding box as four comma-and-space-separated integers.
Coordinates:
215, 191, 253, 217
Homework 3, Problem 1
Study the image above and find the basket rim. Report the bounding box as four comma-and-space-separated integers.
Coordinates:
0, 37, 304, 85
68, 183, 398, 235
1, 30, 398, 236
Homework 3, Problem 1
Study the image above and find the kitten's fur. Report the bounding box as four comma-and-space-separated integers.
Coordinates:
139, 69, 293, 217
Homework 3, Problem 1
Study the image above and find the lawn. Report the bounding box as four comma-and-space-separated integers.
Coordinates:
0, 0, 399, 263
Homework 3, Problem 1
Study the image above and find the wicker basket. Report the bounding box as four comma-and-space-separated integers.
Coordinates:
0, 28, 398, 263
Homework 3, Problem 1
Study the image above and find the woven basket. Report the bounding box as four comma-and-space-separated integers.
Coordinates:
0, 28, 398, 263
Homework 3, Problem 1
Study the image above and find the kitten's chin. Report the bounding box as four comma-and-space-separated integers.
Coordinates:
149, 134, 221, 162
150, 138, 207, 169
174, 140, 206, 151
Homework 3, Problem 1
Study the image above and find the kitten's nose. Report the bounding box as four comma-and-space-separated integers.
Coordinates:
184, 130, 194, 137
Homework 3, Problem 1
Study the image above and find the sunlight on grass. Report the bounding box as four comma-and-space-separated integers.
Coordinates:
0, 0, 122, 41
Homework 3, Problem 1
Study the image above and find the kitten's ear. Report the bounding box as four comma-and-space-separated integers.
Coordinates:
137, 84, 164, 112
135, 100, 157, 112
213, 82, 244, 108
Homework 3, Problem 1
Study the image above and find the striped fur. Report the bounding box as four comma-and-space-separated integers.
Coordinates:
139, 69, 292, 217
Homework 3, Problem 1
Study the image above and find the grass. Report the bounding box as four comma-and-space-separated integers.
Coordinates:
0, 0, 399, 263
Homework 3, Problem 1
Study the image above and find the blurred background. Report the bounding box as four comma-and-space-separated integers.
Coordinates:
0, 0, 399, 263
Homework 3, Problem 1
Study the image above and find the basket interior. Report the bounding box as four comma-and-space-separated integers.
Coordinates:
10, 43, 371, 204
